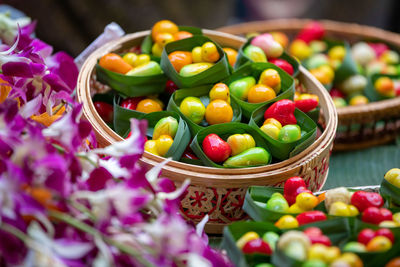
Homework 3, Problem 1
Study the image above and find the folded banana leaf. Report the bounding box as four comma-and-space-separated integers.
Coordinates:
166, 84, 242, 135
364, 73, 399, 102
243, 186, 287, 222
323, 40, 359, 84
234, 37, 299, 77
349, 220, 400, 267
380, 178, 400, 207
141, 111, 191, 160
249, 104, 317, 161
224, 62, 295, 119
222, 218, 352, 267
113, 95, 145, 136
221, 221, 280, 267
190, 122, 272, 168
160, 35, 231, 88
96, 63, 167, 97
141, 26, 203, 57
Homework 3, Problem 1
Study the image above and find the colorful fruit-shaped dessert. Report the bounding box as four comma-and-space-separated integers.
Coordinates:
168, 51, 193, 72
266, 192, 289, 213
126, 61, 163, 76
223, 147, 271, 167
258, 68, 281, 93
251, 33, 284, 58
278, 124, 301, 143
223, 47, 238, 67
243, 45, 267, 63
264, 99, 297, 126
153, 116, 179, 140
205, 99, 233, 125
385, 168, 400, 188
202, 133, 231, 163
179, 62, 214, 77
247, 84, 276, 103
151, 20, 179, 42
229, 76, 256, 100
93, 101, 113, 124
135, 99, 163, 113
209, 83, 230, 103
226, 133, 255, 156
201, 42, 220, 63
180, 96, 206, 124
99, 53, 133, 74
269, 58, 294, 75
155, 135, 174, 156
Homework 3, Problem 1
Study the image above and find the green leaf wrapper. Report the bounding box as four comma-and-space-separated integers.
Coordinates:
166, 85, 242, 135
221, 221, 280, 267
141, 111, 191, 160
306, 106, 320, 124
222, 218, 352, 267
348, 220, 400, 267
243, 186, 287, 222
95, 63, 168, 97
364, 73, 398, 102
190, 122, 272, 168
324, 40, 359, 84
141, 26, 203, 56
234, 37, 300, 77
160, 35, 231, 88
380, 178, 400, 207
113, 95, 145, 136
224, 62, 295, 119
249, 104, 317, 161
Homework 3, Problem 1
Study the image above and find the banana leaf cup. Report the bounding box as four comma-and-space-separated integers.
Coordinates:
234, 37, 299, 77
166, 85, 242, 135
324, 40, 359, 85
364, 73, 399, 102
190, 122, 272, 168
223, 62, 295, 119
380, 177, 400, 208
113, 109, 191, 161
249, 103, 317, 161
222, 218, 352, 267
160, 35, 231, 88
95, 61, 168, 98
346, 220, 400, 267
141, 26, 203, 60
221, 221, 279, 267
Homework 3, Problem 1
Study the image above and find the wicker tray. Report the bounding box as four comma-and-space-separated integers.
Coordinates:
218, 19, 400, 151
77, 29, 337, 233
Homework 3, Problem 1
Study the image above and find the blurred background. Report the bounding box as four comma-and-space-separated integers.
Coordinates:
1, 0, 399, 57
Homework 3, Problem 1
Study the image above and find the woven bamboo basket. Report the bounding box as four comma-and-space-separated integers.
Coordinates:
218, 19, 400, 151
77, 29, 337, 233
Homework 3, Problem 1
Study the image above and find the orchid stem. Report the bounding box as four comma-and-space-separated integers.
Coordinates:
49, 210, 155, 267
0, 222, 29, 242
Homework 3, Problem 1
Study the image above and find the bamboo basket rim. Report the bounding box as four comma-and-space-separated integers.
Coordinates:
77, 29, 337, 184
217, 18, 400, 119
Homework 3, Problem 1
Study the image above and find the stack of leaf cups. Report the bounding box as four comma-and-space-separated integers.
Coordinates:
93, 23, 319, 168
